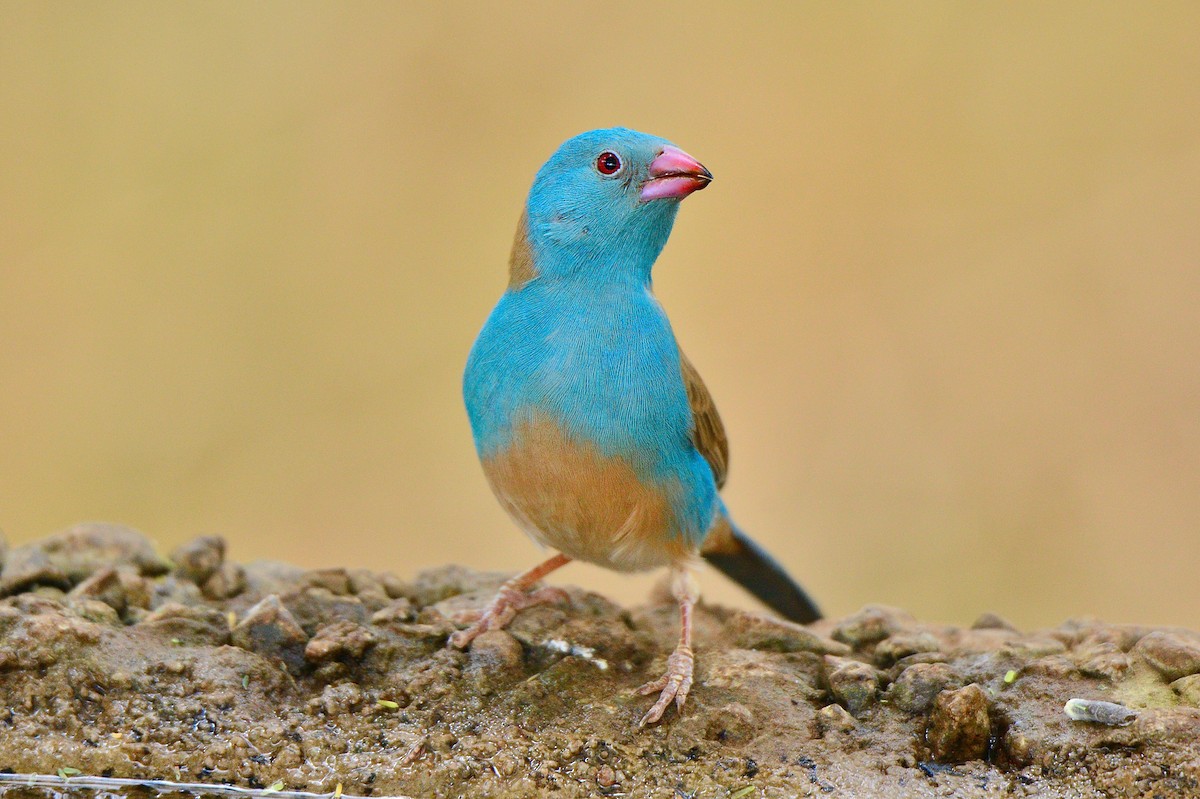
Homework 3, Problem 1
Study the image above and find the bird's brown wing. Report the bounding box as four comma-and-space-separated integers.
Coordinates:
679, 349, 728, 489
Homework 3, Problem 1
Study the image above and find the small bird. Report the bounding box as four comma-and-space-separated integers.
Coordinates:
456, 127, 821, 725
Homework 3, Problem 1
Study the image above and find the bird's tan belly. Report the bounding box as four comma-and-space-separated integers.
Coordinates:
481, 417, 693, 572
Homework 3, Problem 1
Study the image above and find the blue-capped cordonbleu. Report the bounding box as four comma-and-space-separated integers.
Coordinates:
456, 127, 821, 725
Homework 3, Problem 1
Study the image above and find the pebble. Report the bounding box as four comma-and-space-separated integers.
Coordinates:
927, 684, 990, 763
1098, 708, 1200, 748
832, 605, 914, 648
1076, 642, 1132, 680
371, 598, 417, 625
282, 587, 367, 634
139, 601, 232, 646
888, 662, 959, 714
1001, 637, 1067, 659
301, 568, 352, 595
347, 570, 391, 611
1170, 674, 1200, 706
68, 567, 128, 613
491, 750, 522, 778
971, 612, 1019, 631
1133, 631, 1200, 681
873, 631, 941, 665
241, 559, 308, 597
727, 610, 847, 655
202, 562, 247, 600
232, 594, 310, 673
595, 764, 617, 787
67, 597, 121, 626
1024, 655, 1078, 679
704, 702, 756, 745
150, 574, 204, 610
0, 546, 69, 595
40, 522, 171, 581
816, 703, 857, 734
170, 536, 226, 584
305, 620, 378, 663
825, 656, 879, 715
467, 630, 525, 673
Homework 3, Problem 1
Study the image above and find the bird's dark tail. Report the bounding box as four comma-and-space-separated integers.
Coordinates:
701, 516, 821, 624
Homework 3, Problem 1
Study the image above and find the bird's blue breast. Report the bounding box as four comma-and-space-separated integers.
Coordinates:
463, 279, 718, 546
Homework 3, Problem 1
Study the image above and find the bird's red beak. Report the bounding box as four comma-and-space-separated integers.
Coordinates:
641, 146, 713, 201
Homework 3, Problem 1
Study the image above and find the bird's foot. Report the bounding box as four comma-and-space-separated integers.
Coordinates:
637, 643, 694, 726
448, 584, 570, 649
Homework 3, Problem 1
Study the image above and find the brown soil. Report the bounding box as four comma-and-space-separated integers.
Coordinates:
0, 523, 1198, 798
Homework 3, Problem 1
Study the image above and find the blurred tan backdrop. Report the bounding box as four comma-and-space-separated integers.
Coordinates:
2, 3, 1197, 629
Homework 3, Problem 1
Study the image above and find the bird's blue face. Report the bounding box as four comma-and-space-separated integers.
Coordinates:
523, 127, 712, 284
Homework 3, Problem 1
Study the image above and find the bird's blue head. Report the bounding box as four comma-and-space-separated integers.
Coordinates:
516, 127, 712, 287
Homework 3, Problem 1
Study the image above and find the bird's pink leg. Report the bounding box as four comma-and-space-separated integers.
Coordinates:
448, 552, 571, 648
638, 568, 698, 726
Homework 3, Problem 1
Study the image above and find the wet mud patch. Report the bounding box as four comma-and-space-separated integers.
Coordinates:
1, 524, 1198, 798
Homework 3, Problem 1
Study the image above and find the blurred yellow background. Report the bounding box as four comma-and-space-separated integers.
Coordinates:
2, 3, 1197, 630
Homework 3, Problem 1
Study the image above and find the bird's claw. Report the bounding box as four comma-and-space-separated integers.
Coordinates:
637, 644, 694, 726
448, 584, 570, 649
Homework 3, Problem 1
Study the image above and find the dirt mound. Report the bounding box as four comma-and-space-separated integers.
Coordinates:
0, 524, 1197, 798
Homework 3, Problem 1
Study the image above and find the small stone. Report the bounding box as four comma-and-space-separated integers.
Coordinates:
117, 570, 153, 612
281, 587, 367, 635
302, 568, 352, 595
202, 562, 247, 600
1133, 631, 1200, 681
1076, 642, 1132, 680
371, 598, 417, 626
491, 751, 521, 778
139, 602, 232, 646
0, 545, 69, 595
232, 594, 309, 674
67, 597, 122, 626
1171, 674, 1200, 706
30, 585, 65, 601
409, 564, 491, 605
1057, 619, 1149, 651
151, 574, 204, 610
347, 569, 383, 595
971, 612, 1018, 631
40, 522, 170, 581
68, 567, 127, 613
1001, 637, 1067, 658
704, 702, 756, 745
728, 610, 848, 655
595, 765, 617, 787
242, 560, 308, 597
874, 631, 941, 665
1024, 655, 1078, 678
889, 662, 959, 714
305, 621, 378, 663
817, 703, 857, 734
170, 536, 226, 584
1002, 726, 1037, 767
1098, 707, 1200, 748
347, 570, 390, 611
825, 656, 879, 716
467, 630, 525, 673
832, 605, 914, 648
316, 682, 365, 716
928, 684, 991, 763
380, 572, 412, 600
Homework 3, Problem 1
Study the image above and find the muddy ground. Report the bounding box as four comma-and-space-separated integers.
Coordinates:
0, 523, 1198, 798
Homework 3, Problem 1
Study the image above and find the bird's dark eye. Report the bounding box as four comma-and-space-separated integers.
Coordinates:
595, 151, 622, 175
